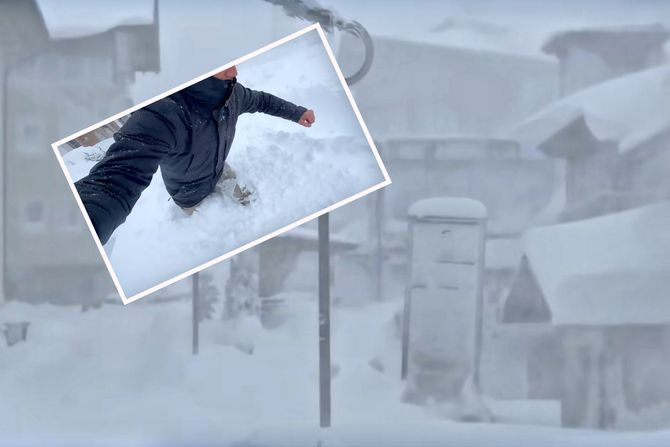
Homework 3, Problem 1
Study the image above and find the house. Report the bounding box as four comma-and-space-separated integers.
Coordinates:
0, 0, 52, 307
543, 24, 670, 96
377, 136, 556, 236
375, 136, 556, 299
498, 27, 670, 427
513, 64, 670, 222
3, 0, 159, 303
502, 202, 670, 429
339, 36, 558, 139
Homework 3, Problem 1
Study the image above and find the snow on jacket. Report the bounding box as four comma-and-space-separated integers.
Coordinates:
74, 76, 307, 244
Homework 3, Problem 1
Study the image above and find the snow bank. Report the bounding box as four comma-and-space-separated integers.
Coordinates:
5, 298, 670, 445
513, 64, 670, 152
63, 32, 385, 298
0, 297, 430, 446
409, 197, 487, 220
524, 201, 670, 325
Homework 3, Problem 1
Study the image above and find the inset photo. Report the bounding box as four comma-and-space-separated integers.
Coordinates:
51, 24, 390, 304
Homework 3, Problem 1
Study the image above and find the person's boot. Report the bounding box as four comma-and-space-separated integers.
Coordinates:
233, 184, 253, 206
219, 163, 255, 206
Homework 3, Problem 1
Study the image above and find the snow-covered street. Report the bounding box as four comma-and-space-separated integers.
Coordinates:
3, 296, 670, 446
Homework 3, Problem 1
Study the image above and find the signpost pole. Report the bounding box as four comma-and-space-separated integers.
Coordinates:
318, 213, 331, 427
192, 271, 200, 355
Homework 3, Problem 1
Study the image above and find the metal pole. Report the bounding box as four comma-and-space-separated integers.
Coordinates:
318, 213, 331, 427
192, 271, 200, 355
472, 221, 487, 390
1, 63, 8, 307
400, 219, 414, 380
374, 188, 384, 301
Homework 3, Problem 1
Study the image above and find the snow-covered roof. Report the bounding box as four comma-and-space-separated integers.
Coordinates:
524, 201, 670, 325
513, 64, 670, 153
409, 197, 487, 220
36, 0, 155, 39
543, 23, 670, 55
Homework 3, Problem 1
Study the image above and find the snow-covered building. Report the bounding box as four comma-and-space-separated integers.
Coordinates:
376, 136, 555, 297
341, 36, 558, 139
514, 64, 670, 222
502, 202, 670, 429
378, 136, 556, 236
542, 24, 670, 96
3, 0, 159, 303
0, 0, 52, 307
496, 30, 670, 429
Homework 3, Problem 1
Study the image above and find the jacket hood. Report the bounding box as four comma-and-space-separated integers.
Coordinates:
181, 76, 236, 109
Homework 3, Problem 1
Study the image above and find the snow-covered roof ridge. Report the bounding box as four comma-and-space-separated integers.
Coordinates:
512, 63, 670, 153
371, 32, 556, 62
523, 201, 670, 325
409, 197, 487, 220
543, 23, 670, 55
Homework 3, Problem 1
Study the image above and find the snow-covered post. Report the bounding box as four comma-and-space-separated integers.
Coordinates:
402, 197, 488, 404
318, 213, 331, 427
192, 271, 200, 355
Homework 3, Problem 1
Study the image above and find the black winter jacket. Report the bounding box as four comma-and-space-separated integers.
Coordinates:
74, 76, 307, 244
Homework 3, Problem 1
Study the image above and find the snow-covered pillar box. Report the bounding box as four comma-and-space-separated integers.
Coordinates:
402, 197, 487, 402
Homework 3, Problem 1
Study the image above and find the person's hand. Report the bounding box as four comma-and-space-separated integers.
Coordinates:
298, 109, 315, 127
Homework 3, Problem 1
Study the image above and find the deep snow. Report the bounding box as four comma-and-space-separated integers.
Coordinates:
63, 31, 386, 299
3, 296, 670, 446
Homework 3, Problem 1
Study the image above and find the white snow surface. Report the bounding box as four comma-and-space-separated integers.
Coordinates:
409, 197, 487, 220
4, 297, 670, 446
63, 33, 385, 299
513, 64, 670, 152
524, 201, 670, 325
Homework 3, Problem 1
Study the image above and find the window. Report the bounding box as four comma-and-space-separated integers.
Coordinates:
53, 202, 83, 231
23, 201, 46, 232
16, 121, 43, 154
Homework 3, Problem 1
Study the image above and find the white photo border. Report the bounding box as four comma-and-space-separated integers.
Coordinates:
50, 23, 391, 305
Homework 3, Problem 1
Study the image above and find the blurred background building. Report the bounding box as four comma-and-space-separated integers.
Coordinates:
1, 0, 159, 303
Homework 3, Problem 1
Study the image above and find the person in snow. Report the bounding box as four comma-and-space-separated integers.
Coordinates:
75, 65, 316, 245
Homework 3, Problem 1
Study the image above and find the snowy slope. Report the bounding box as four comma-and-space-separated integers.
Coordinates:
63, 32, 385, 299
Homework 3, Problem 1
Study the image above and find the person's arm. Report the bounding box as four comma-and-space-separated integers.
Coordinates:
75, 98, 187, 245
238, 85, 309, 123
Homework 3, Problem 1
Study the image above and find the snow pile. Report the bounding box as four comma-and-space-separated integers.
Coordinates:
513, 64, 670, 152
4, 298, 670, 445
0, 297, 428, 446
524, 201, 670, 325
64, 32, 385, 298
